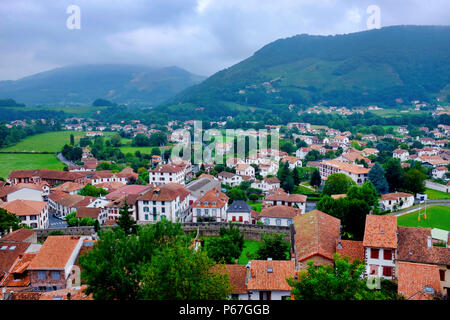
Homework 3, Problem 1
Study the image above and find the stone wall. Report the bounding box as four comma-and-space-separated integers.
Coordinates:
180, 222, 290, 241
35, 226, 95, 241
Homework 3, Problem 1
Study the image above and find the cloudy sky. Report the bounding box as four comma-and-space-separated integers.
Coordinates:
0, 0, 448, 80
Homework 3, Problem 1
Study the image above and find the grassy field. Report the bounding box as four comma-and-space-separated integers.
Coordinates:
0, 131, 86, 153
119, 146, 155, 155
238, 240, 262, 265
397, 205, 450, 231
425, 188, 450, 200
0, 153, 64, 178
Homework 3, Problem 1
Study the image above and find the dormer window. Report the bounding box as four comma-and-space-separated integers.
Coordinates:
205, 202, 209, 206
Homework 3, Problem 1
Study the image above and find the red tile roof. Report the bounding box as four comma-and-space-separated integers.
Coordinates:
363, 215, 397, 249
28, 236, 82, 270
381, 192, 413, 200
247, 260, 295, 291
138, 183, 191, 202
191, 189, 228, 209
293, 210, 341, 263
0, 228, 35, 242
336, 240, 364, 263
75, 207, 101, 219
0, 200, 47, 216
397, 262, 442, 300
222, 264, 247, 294
260, 205, 301, 219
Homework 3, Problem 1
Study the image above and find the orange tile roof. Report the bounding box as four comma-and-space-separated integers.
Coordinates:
138, 183, 190, 202
39, 285, 93, 300
336, 240, 364, 263
0, 228, 35, 242
191, 189, 228, 209
51, 182, 86, 193
320, 160, 369, 174
0, 200, 47, 216
247, 260, 295, 291
381, 192, 413, 200
265, 192, 307, 203
260, 205, 301, 219
28, 236, 82, 270
397, 262, 442, 300
363, 215, 397, 249
221, 264, 247, 294
75, 207, 101, 219
293, 210, 341, 263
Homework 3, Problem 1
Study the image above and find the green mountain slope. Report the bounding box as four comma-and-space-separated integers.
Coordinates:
171, 25, 450, 107
0, 64, 205, 106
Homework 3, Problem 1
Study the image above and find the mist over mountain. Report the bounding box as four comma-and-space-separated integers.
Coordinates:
0, 64, 206, 106
170, 25, 450, 108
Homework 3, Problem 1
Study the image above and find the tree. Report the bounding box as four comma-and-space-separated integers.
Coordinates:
111, 134, 121, 147
117, 202, 137, 235
293, 167, 301, 186
133, 134, 150, 147
80, 220, 231, 300
322, 173, 356, 196
287, 254, 402, 300
205, 224, 244, 264
149, 132, 167, 146
310, 169, 322, 188
368, 162, 389, 194
226, 187, 247, 202
70, 134, 75, 146
384, 158, 405, 192
256, 233, 290, 260
404, 168, 426, 194
78, 184, 108, 197
0, 208, 22, 235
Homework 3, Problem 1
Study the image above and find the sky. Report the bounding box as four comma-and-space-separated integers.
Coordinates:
0, 0, 448, 80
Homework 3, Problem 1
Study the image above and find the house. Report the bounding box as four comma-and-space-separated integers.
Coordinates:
397, 227, 450, 297
0, 182, 49, 202
0, 238, 34, 290
245, 260, 295, 300
381, 192, 414, 212
102, 185, 152, 222
137, 183, 191, 223
185, 177, 221, 205
0, 228, 37, 243
7, 169, 86, 187
333, 135, 349, 144
281, 156, 302, 169
226, 200, 252, 224
75, 207, 105, 225
393, 149, 409, 162
28, 235, 85, 291
235, 164, 255, 179
361, 148, 379, 157
432, 166, 448, 180
38, 285, 93, 300
319, 160, 369, 185
218, 171, 242, 187
87, 170, 128, 186
295, 147, 310, 160
1, 200, 49, 229
191, 189, 229, 223
337, 151, 369, 165
259, 205, 301, 226
251, 177, 280, 193
47, 193, 96, 218
292, 210, 341, 268
363, 215, 397, 280
51, 182, 86, 195
263, 192, 307, 213
148, 163, 186, 186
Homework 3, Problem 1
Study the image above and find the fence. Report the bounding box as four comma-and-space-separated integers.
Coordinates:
35, 226, 95, 240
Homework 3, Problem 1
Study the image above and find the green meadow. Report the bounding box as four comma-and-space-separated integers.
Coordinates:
0, 153, 64, 178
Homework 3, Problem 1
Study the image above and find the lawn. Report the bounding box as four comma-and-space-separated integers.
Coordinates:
119, 146, 155, 155
397, 205, 450, 231
425, 188, 450, 200
0, 131, 85, 153
247, 202, 261, 212
0, 153, 64, 178
238, 240, 262, 265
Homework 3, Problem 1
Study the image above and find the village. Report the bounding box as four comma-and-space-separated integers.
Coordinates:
1, 109, 450, 301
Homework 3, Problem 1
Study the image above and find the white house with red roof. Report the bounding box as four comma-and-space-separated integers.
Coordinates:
191, 189, 229, 223
259, 205, 301, 227
432, 166, 448, 180
381, 192, 414, 212
0, 182, 49, 203
393, 149, 409, 162
148, 163, 186, 186
235, 164, 255, 179
1, 200, 49, 229
363, 215, 397, 280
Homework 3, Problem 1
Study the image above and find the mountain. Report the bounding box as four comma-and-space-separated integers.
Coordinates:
170, 25, 450, 108
0, 64, 206, 106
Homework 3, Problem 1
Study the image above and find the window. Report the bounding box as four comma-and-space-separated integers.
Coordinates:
38, 271, 46, 280
440, 270, 446, 281
382, 266, 393, 277
383, 249, 392, 260
287, 219, 293, 226
52, 271, 60, 280
276, 219, 281, 226
239, 216, 243, 222
143, 207, 149, 212
264, 218, 270, 225
370, 248, 379, 259
232, 216, 236, 221
145, 214, 148, 221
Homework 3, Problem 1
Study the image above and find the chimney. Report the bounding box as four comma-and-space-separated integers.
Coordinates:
245, 262, 251, 285
427, 236, 432, 249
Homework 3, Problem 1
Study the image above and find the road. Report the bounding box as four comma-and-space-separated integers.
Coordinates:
48, 213, 68, 228
57, 153, 76, 167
